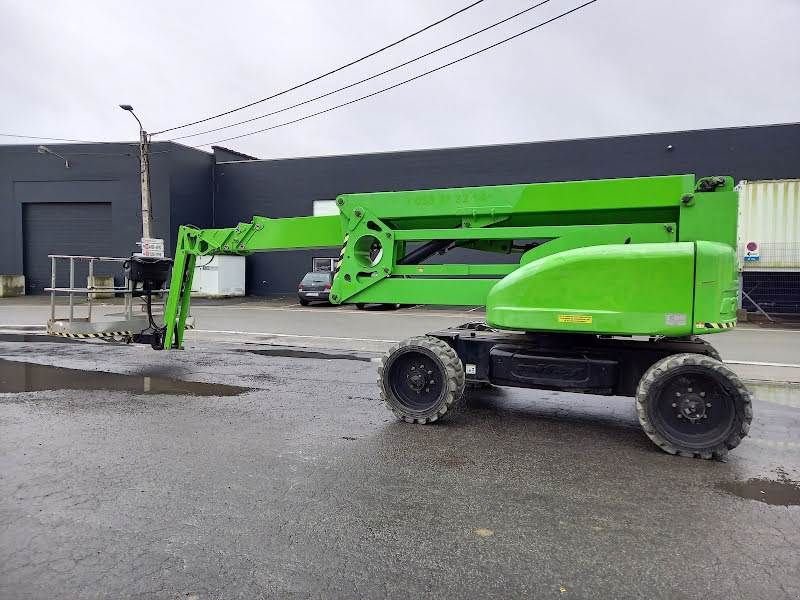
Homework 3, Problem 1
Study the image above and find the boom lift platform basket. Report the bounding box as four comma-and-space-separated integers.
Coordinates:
45, 254, 193, 341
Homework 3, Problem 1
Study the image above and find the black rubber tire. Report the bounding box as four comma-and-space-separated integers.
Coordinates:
692, 336, 722, 362
378, 336, 465, 424
299, 299, 310, 306
465, 380, 495, 391
355, 303, 366, 310
636, 353, 752, 459
704, 345, 723, 362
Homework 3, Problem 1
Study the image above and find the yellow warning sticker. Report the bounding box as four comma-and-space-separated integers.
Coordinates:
558, 314, 593, 324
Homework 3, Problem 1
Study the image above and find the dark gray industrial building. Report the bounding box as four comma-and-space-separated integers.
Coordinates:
2, 123, 799, 310
0, 142, 212, 293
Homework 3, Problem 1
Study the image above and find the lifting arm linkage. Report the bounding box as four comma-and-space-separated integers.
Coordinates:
161, 227, 198, 350
161, 215, 343, 349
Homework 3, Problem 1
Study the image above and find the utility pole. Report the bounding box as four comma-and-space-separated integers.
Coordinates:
120, 104, 153, 239
138, 127, 152, 238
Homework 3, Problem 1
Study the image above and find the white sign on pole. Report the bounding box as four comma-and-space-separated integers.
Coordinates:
140, 238, 165, 258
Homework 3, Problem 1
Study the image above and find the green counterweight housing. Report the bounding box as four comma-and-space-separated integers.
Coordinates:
161, 174, 738, 350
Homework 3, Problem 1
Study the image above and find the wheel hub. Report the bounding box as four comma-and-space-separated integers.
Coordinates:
672, 385, 711, 423
407, 367, 426, 392
405, 364, 435, 394
679, 394, 707, 421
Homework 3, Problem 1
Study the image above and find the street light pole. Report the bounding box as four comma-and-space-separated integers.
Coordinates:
119, 104, 153, 239
138, 127, 152, 239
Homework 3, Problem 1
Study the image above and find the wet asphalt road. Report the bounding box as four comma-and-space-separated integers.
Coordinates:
1, 338, 799, 600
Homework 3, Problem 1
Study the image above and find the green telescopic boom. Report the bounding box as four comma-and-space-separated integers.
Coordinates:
161, 174, 738, 350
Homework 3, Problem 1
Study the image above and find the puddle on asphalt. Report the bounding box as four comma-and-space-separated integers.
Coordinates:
0, 359, 248, 396
718, 470, 800, 506
0, 333, 81, 344
747, 381, 800, 407
242, 348, 373, 362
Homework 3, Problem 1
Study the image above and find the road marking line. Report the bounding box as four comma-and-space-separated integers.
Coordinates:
726, 360, 800, 369
726, 328, 800, 334
752, 396, 800, 409
191, 306, 481, 318
189, 329, 398, 343
747, 438, 800, 450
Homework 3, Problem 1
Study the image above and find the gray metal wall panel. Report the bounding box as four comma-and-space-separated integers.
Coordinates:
22, 201, 112, 293
169, 145, 214, 253
214, 124, 800, 295
0, 141, 212, 293
0, 142, 158, 280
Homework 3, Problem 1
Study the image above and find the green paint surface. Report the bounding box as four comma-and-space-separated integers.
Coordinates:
162, 174, 739, 348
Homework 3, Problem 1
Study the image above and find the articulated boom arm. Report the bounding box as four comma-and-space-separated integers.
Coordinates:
162, 215, 342, 349
162, 174, 739, 349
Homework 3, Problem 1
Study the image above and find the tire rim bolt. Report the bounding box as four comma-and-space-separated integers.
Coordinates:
706, 402, 712, 407
671, 403, 677, 407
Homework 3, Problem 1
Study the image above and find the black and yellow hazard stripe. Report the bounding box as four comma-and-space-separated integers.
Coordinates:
47, 330, 133, 339
332, 232, 349, 281
694, 321, 736, 330
46, 322, 193, 340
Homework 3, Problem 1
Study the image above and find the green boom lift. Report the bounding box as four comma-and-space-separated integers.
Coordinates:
130, 174, 751, 459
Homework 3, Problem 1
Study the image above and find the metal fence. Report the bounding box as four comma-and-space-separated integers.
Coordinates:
739, 241, 800, 272
737, 180, 799, 319
741, 271, 800, 318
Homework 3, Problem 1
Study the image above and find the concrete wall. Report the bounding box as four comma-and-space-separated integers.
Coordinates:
214, 123, 800, 295
0, 142, 212, 290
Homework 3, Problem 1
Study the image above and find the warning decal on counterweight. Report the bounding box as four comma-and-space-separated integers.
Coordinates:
558, 314, 593, 324
665, 313, 687, 326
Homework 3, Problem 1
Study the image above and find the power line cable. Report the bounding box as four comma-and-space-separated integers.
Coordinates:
0, 133, 102, 143
200, 0, 600, 147
170, 0, 553, 142
152, 0, 488, 136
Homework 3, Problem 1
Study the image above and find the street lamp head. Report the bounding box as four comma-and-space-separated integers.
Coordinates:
119, 104, 144, 131
36, 145, 69, 168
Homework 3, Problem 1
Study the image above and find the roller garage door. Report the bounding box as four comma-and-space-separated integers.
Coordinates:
23, 202, 112, 293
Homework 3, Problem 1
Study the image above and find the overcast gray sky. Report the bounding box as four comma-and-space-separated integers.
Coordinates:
1, 0, 798, 159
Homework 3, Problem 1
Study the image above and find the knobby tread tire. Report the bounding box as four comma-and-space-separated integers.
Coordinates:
691, 336, 722, 362
465, 381, 495, 391
635, 353, 753, 460
378, 336, 465, 424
